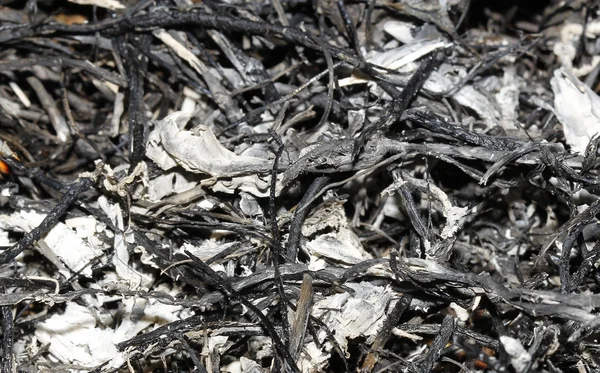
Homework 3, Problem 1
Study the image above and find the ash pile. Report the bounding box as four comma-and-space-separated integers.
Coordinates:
0, 0, 599, 372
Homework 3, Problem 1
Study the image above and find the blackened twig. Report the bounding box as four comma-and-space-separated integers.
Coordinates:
115, 33, 150, 173
354, 50, 445, 161
184, 251, 302, 373
392, 169, 432, 248
269, 130, 285, 260
26, 76, 71, 143
419, 316, 456, 373
0, 9, 383, 80
289, 274, 313, 360
1, 306, 13, 373
268, 129, 291, 347
0, 57, 125, 87
0, 177, 94, 264
538, 198, 600, 267
177, 334, 210, 373
560, 223, 587, 293
571, 240, 600, 290
362, 294, 412, 372
307, 34, 336, 129
286, 176, 331, 259
405, 110, 521, 151
480, 142, 538, 185
392, 51, 447, 125
337, 0, 361, 57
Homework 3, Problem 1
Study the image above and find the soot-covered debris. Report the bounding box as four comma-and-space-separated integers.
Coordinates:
0, 0, 600, 372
